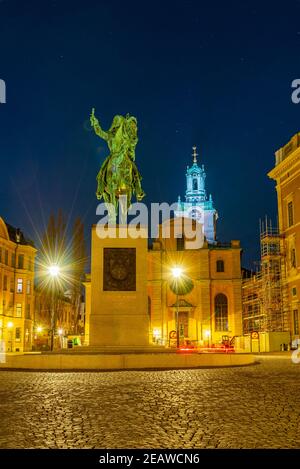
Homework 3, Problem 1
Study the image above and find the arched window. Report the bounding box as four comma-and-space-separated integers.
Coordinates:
216, 259, 224, 272
193, 178, 198, 191
215, 293, 228, 331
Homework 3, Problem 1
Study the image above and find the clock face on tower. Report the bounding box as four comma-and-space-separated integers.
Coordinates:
189, 208, 202, 222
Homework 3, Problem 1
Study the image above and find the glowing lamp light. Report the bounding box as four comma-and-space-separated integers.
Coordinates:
58, 329, 63, 336
48, 264, 60, 277
153, 328, 161, 339
7, 321, 13, 329
204, 330, 211, 338
36, 326, 43, 333
172, 267, 183, 279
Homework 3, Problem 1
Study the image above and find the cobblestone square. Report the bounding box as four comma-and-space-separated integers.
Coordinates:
0, 358, 299, 449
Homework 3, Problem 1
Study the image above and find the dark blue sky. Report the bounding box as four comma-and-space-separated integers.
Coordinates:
0, 0, 300, 267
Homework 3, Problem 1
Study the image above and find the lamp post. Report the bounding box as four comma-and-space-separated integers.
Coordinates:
34, 325, 43, 350
171, 267, 183, 349
48, 264, 60, 351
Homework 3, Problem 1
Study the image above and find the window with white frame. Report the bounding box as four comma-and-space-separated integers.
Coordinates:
17, 278, 23, 293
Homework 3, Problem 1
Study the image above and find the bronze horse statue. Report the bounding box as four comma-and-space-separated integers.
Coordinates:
90, 109, 145, 222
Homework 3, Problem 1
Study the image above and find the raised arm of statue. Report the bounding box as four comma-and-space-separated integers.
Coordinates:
90, 108, 108, 141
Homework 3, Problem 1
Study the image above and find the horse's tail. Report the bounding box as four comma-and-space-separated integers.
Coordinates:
96, 156, 110, 198
96, 171, 106, 200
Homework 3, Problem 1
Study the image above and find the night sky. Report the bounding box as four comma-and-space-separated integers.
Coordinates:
1, 0, 300, 268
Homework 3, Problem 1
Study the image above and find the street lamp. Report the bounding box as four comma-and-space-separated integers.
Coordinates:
48, 264, 60, 351
172, 267, 182, 279
204, 329, 211, 347
171, 266, 183, 348
49, 265, 60, 277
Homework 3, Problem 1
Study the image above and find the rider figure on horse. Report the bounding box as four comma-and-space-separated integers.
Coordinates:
90, 109, 145, 221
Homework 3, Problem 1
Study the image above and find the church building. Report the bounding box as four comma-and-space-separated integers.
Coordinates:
148, 147, 242, 347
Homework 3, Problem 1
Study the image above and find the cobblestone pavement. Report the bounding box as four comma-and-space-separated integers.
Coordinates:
0, 357, 299, 449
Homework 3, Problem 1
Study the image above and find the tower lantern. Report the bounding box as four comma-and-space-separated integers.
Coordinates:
175, 146, 218, 244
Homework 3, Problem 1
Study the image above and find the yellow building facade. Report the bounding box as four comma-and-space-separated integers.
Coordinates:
0, 217, 36, 352
148, 219, 242, 347
268, 132, 300, 340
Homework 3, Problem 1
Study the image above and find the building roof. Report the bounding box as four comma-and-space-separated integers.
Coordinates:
4, 220, 35, 247
268, 132, 300, 179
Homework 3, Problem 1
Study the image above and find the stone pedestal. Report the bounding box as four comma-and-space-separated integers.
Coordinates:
89, 225, 149, 346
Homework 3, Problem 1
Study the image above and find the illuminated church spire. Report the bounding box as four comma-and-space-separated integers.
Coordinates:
175, 146, 218, 244
192, 145, 198, 164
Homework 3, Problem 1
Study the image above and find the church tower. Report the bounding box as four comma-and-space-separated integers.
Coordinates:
175, 146, 218, 243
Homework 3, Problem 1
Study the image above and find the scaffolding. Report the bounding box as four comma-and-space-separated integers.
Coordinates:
242, 217, 289, 334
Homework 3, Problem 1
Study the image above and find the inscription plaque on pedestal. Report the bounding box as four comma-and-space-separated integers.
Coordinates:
103, 247, 136, 291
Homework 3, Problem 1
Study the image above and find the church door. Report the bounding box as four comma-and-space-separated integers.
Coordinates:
178, 312, 188, 338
